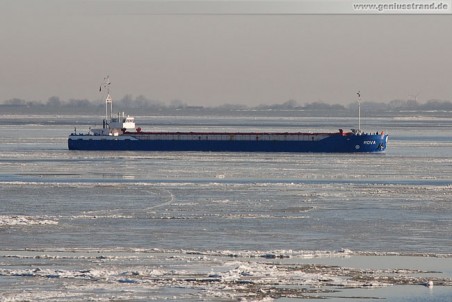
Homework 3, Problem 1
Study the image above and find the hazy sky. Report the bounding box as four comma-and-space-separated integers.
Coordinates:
1, 0, 451, 106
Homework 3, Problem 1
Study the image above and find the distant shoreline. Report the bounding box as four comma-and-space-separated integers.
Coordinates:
1, 104, 451, 118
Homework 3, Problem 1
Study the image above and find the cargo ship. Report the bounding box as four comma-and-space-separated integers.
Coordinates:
68, 81, 388, 153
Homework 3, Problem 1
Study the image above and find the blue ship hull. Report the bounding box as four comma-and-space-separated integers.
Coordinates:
68, 133, 388, 153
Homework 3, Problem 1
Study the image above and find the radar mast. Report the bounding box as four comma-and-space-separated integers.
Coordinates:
100, 76, 112, 129
357, 91, 361, 131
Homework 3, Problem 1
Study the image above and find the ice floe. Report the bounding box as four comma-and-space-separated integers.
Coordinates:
0, 215, 58, 226
1, 248, 450, 301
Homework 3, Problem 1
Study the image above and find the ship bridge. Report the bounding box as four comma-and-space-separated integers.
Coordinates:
110, 113, 136, 131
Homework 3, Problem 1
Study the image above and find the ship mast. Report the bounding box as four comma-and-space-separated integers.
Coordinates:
100, 76, 112, 129
357, 91, 361, 131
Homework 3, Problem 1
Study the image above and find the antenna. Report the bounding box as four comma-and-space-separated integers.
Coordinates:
100, 75, 113, 126
357, 91, 361, 131
101, 75, 111, 94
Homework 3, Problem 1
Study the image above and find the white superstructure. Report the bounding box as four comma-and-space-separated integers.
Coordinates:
89, 76, 136, 136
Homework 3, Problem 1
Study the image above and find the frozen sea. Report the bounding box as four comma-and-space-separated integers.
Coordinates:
0, 113, 451, 301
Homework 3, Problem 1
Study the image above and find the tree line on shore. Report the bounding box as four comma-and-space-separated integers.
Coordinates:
1, 95, 451, 115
